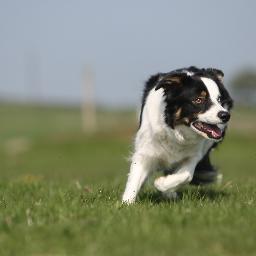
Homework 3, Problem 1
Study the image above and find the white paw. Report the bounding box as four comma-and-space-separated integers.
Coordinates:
216, 173, 223, 185
154, 176, 167, 192
122, 199, 135, 205
122, 195, 136, 205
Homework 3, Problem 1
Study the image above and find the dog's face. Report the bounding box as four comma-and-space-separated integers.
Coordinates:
155, 67, 233, 141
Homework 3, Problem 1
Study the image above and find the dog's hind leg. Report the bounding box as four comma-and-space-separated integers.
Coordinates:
122, 154, 154, 204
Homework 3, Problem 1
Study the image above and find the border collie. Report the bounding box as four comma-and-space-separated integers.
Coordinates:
122, 66, 233, 204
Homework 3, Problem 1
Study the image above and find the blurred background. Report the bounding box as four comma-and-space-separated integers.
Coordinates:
0, 0, 256, 185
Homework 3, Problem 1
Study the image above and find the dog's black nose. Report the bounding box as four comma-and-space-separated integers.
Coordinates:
218, 111, 230, 123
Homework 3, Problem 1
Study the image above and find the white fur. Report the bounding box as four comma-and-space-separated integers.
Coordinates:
197, 77, 228, 124
122, 87, 214, 204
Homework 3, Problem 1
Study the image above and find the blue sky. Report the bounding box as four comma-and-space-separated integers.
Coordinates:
0, 0, 256, 106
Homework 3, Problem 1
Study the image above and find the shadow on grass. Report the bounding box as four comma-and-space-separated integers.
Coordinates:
138, 187, 229, 204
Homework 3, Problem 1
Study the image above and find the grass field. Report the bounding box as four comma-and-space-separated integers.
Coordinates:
0, 104, 255, 256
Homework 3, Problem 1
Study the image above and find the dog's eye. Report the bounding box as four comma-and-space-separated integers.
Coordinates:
217, 96, 222, 103
193, 97, 205, 104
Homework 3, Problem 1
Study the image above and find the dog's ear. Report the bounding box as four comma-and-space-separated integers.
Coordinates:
206, 68, 224, 82
155, 72, 187, 91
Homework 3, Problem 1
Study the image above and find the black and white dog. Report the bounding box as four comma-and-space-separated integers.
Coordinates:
122, 67, 233, 204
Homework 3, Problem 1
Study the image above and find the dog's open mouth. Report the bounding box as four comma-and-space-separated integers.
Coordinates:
192, 121, 223, 140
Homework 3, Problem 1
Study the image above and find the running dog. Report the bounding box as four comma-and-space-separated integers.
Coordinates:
122, 67, 233, 204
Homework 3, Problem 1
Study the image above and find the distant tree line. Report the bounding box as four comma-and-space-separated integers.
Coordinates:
230, 69, 256, 106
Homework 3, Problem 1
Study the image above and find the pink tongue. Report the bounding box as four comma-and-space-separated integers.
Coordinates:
193, 121, 222, 139
205, 125, 222, 138
211, 129, 222, 138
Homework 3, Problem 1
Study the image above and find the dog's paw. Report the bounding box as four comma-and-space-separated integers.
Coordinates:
121, 195, 136, 205
154, 176, 167, 192
121, 199, 135, 205
216, 173, 223, 185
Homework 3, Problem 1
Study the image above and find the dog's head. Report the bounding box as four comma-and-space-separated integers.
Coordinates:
155, 67, 233, 141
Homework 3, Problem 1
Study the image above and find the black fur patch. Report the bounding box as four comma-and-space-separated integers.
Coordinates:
162, 75, 214, 128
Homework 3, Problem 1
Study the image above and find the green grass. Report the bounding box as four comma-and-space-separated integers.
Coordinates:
0, 104, 255, 256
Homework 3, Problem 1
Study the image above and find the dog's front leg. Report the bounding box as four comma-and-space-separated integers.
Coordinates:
154, 157, 199, 193
122, 154, 153, 204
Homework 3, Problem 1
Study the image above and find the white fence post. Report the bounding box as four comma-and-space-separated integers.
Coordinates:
81, 66, 96, 133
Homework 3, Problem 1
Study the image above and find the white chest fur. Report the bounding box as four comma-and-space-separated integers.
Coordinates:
135, 88, 211, 169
